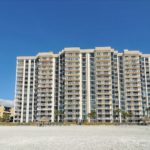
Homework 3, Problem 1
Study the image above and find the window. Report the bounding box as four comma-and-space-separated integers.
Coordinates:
82, 53, 86, 57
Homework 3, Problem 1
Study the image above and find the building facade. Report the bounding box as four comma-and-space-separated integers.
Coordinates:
14, 47, 150, 123
0, 100, 14, 120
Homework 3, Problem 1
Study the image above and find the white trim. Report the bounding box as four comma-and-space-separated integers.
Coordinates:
144, 58, 148, 109
51, 57, 56, 122
32, 60, 36, 122
14, 59, 18, 122
58, 55, 61, 122
122, 55, 127, 115
21, 60, 26, 123
79, 53, 83, 120
117, 55, 122, 123
26, 60, 31, 123
87, 53, 91, 118
148, 58, 150, 117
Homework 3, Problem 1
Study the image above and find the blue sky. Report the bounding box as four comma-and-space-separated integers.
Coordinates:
0, 0, 150, 100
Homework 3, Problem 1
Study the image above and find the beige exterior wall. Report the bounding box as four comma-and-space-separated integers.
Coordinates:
0, 106, 14, 118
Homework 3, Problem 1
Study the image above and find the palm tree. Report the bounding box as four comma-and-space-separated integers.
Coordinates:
0, 117, 3, 122
88, 111, 96, 122
113, 109, 122, 123
55, 110, 64, 123
121, 111, 129, 123
54, 110, 60, 122
2, 113, 10, 122
142, 107, 150, 125
127, 111, 133, 123
121, 110, 133, 123
146, 107, 150, 118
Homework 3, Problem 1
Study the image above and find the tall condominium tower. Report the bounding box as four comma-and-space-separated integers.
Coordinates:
35, 52, 58, 122
14, 57, 36, 123
14, 47, 150, 123
59, 48, 82, 122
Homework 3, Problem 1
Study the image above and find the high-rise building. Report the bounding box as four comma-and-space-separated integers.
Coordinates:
35, 52, 57, 122
14, 47, 150, 123
14, 57, 36, 123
